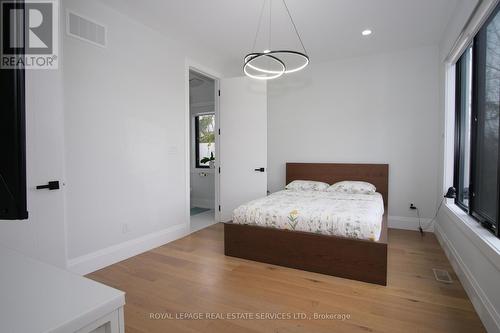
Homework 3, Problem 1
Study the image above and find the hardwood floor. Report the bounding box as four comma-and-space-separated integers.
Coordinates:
88, 224, 486, 333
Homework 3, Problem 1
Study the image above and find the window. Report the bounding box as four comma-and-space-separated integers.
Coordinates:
454, 3, 500, 237
455, 47, 473, 209
0, 65, 27, 220
471, 5, 500, 233
195, 114, 216, 168
0, 0, 28, 220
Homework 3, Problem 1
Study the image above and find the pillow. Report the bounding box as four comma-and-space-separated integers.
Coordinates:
327, 181, 376, 194
285, 180, 330, 192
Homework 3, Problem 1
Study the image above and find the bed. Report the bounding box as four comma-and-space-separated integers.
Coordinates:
224, 163, 389, 285
233, 190, 385, 241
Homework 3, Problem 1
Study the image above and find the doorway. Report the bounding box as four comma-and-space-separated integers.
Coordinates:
188, 69, 218, 232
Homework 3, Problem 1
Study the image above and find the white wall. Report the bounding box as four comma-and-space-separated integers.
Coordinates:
268, 45, 441, 229
439, 0, 481, 61
189, 75, 215, 209
435, 207, 500, 333
63, 0, 225, 272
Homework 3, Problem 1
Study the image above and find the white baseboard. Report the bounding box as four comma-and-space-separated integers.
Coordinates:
388, 215, 433, 231
435, 223, 500, 333
67, 223, 189, 275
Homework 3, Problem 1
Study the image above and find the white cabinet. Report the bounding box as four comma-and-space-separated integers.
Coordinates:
0, 246, 125, 333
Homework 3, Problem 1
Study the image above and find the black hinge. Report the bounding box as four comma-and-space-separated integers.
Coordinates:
218, 128, 220, 135
218, 90, 220, 96
218, 205, 221, 212
218, 167, 221, 174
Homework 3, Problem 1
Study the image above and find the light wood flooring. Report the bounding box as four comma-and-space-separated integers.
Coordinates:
88, 224, 486, 333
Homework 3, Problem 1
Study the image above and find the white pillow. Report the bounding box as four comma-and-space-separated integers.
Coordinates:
327, 181, 376, 194
285, 180, 330, 192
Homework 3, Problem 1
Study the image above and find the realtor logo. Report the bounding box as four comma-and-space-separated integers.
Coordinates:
1, 0, 59, 69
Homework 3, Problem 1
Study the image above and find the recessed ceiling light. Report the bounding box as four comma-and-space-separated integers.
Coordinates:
263, 49, 271, 53
362, 29, 372, 36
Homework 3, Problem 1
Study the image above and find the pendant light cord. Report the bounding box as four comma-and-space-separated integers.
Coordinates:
282, 0, 308, 55
251, 0, 307, 55
251, 0, 267, 52
269, 0, 272, 51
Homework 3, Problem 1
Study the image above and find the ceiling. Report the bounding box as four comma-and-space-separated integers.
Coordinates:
100, 0, 461, 75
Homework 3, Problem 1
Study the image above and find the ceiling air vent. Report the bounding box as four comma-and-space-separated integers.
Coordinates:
67, 11, 106, 47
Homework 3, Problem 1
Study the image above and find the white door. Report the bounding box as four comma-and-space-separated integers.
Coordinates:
0, 70, 67, 268
219, 77, 267, 222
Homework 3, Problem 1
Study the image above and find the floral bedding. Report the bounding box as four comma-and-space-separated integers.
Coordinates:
232, 190, 384, 241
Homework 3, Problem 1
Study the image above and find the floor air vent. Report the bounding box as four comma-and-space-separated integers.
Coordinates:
67, 11, 106, 47
433, 268, 453, 284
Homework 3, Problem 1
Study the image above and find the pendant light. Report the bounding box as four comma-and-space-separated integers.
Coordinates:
244, 0, 309, 80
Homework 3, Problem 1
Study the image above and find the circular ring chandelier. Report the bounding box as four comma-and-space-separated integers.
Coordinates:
243, 0, 309, 80
244, 53, 286, 80
244, 50, 309, 74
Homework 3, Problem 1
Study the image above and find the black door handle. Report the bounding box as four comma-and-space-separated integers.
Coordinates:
254, 168, 265, 172
36, 181, 60, 190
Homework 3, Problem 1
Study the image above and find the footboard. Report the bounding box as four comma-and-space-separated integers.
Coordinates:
224, 219, 388, 285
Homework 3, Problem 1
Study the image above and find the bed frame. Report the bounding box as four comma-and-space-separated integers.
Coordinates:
224, 163, 389, 285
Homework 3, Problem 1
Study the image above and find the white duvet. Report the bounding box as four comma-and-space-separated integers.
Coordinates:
233, 190, 385, 241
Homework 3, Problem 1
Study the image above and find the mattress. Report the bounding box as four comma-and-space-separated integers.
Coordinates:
232, 190, 385, 241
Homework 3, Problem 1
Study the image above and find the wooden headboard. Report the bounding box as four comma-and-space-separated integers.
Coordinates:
286, 163, 389, 206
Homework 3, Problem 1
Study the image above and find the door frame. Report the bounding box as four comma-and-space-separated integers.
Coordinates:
184, 59, 221, 227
